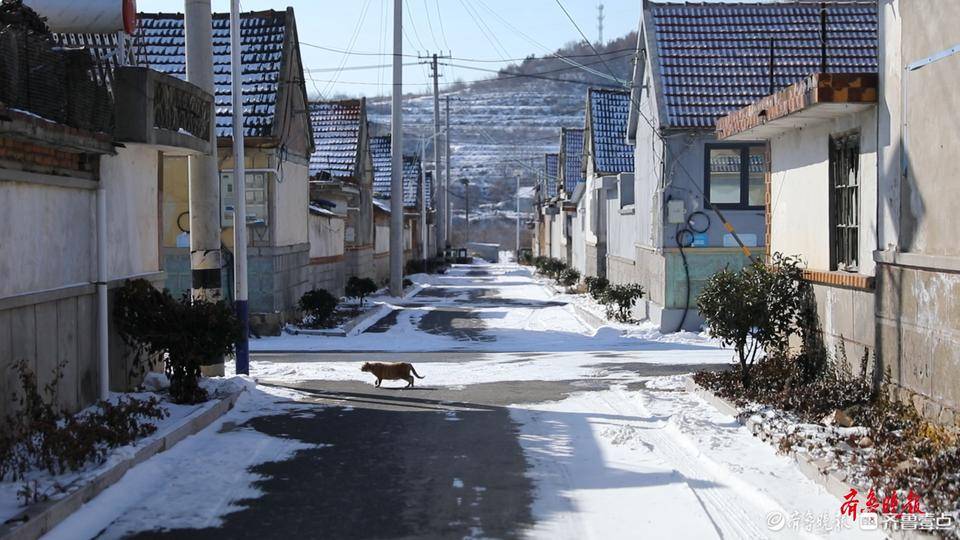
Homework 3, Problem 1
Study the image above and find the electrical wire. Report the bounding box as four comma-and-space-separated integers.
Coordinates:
552, 0, 621, 82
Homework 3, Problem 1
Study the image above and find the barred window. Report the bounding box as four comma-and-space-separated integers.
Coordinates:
830, 133, 860, 272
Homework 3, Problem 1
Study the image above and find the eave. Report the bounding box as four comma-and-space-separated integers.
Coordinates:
716, 73, 878, 141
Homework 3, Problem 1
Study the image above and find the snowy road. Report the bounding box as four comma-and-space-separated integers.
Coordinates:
47, 263, 879, 539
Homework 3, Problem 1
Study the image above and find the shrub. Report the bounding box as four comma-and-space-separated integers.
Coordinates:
533, 256, 549, 272
538, 258, 567, 280
114, 279, 242, 404
584, 276, 609, 300
298, 289, 338, 328
602, 283, 645, 322
558, 267, 580, 287
403, 278, 413, 289
520, 251, 533, 265
345, 276, 378, 306
0, 360, 167, 490
696, 253, 806, 389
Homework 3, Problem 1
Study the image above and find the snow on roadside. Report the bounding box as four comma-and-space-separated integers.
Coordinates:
42, 381, 321, 539
510, 382, 883, 539
0, 378, 248, 526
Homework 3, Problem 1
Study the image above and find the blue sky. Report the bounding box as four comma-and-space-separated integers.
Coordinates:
136, 0, 641, 98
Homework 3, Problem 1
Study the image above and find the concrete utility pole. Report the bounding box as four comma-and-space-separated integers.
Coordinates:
184, 0, 221, 303
429, 54, 445, 252
516, 174, 521, 261
419, 145, 428, 264
445, 95, 451, 249
460, 178, 470, 245
389, 0, 404, 297
229, 0, 249, 374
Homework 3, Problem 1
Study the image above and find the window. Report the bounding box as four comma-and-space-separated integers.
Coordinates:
619, 173, 635, 208
704, 144, 765, 209
221, 171, 270, 226
830, 133, 860, 272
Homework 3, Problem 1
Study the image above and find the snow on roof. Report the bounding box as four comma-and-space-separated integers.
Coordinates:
544, 153, 560, 199
646, 1, 878, 128
588, 89, 634, 176
135, 10, 289, 139
369, 134, 428, 208
308, 204, 340, 218
309, 99, 363, 180
560, 128, 585, 193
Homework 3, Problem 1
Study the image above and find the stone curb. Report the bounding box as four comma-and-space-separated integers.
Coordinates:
0, 391, 243, 540
683, 376, 931, 540
285, 285, 424, 338
569, 302, 606, 331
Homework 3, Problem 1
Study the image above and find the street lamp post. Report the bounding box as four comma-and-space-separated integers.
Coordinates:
515, 173, 521, 262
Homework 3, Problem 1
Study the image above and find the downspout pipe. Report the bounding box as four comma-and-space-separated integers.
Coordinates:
97, 184, 109, 400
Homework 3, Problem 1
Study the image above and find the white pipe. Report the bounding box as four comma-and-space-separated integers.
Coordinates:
96, 185, 109, 400
24, 0, 137, 34
230, 0, 249, 374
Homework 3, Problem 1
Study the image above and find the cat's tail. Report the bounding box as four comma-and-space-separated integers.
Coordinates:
410, 365, 425, 379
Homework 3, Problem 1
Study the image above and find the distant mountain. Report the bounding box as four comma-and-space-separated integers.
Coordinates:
366, 33, 637, 248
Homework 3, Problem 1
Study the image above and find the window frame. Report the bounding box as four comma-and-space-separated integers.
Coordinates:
703, 143, 766, 210
828, 131, 861, 272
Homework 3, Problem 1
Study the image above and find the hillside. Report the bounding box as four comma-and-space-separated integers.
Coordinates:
366, 33, 637, 248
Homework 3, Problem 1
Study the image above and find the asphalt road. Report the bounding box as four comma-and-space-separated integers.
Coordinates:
115, 265, 727, 539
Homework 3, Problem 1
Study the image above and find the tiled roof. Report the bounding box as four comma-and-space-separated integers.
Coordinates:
560, 128, 585, 194
135, 10, 289, 138
309, 100, 362, 179
647, 1, 878, 128
588, 88, 635, 175
370, 135, 426, 208
544, 153, 560, 199
370, 135, 392, 195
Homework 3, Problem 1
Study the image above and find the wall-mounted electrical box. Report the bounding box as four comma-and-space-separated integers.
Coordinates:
667, 199, 686, 224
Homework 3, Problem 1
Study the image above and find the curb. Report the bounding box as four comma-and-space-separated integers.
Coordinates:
569, 301, 606, 332
284, 285, 424, 338
0, 391, 243, 540
683, 376, 931, 540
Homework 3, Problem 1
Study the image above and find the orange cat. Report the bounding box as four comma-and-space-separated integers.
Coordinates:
360, 362, 425, 388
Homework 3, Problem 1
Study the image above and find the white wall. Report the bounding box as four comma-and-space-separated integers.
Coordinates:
606, 174, 638, 261
101, 145, 160, 280
308, 214, 344, 259
769, 108, 878, 274
274, 160, 309, 247
0, 182, 95, 297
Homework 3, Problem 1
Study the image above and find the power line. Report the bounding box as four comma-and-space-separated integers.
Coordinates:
553, 0, 620, 83
298, 40, 636, 63
441, 62, 621, 87
471, 0, 625, 84
458, 0, 510, 60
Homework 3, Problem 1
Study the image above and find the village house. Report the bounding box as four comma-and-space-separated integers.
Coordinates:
718, 0, 959, 427
576, 88, 635, 279
874, 0, 960, 426
0, 8, 213, 415
308, 99, 375, 286
559, 127, 585, 272
136, 9, 315, 334
537, 152, 563, 261
369, 134, 433, 282
616, 0, 875, 332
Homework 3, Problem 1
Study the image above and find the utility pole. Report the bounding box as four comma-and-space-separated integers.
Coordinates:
419, 52, 450, 253
445, 95, 451, 249
184, 0, 222, 306
229, 0, 248, 374
419, 143, 428, 264
461, 178, 470, 245
516, 174, 521, 261
389, 0, 404, 297
597, 2, 604, 45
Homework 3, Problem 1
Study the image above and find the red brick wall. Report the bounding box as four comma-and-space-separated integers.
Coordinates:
0, 136, 94, 174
